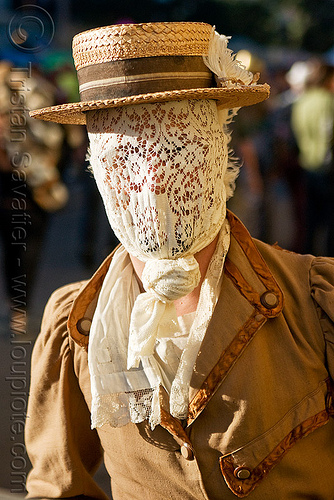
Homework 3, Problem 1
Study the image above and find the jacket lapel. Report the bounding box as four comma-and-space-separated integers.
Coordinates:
187, 211, 284, 426
68, 212, 284, 431
67, 249, 117, 350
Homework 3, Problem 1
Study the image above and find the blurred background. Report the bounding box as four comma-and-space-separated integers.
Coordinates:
0, 0, 334, 496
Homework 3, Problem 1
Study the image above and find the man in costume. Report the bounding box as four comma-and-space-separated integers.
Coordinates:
25, 22, 334, 499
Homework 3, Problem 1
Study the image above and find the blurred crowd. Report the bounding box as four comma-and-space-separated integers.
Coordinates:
0, 59, 116, 333
0, 52, 334, 333
229, 54, 334, 256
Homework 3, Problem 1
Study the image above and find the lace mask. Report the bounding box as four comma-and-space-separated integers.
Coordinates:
87, 100, 232, 427
87, 99, 229, 262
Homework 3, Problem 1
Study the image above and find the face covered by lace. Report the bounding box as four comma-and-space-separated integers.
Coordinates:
86, 100, 233, 429
87, 99, 229, 261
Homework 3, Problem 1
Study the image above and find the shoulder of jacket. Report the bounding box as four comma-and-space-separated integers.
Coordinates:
42, 280, 89, 329
254, 239, 314, 265
49, 280, 88, 303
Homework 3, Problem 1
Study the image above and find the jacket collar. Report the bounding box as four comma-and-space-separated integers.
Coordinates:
68, 210, 284, 353
187, 211, 284, 424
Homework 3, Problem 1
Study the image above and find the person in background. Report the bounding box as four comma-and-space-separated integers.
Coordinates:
261, 61, 310, 253
25, 22, 334, 499
0, 62, 68, 333
291, 60, 334, 256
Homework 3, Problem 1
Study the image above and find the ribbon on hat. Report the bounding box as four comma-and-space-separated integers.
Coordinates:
127, 256, 201, 369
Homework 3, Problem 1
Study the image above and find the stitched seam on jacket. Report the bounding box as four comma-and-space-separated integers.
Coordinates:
224, 259, 278, 317
222, 378, 329, 456
227, 211, 284, 301
219, 409, 329, 498
187, 311, 267, 425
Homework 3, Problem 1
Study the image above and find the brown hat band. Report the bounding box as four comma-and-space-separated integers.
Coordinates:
77, 55, 213, 101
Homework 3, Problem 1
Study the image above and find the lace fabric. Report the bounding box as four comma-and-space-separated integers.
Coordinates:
87, 99, 232, 429
127, 255, 201, 369
88, 222, 230, 429
87, 99, 228, 261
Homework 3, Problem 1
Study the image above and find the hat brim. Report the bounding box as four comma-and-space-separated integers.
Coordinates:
30, 84, 270, 124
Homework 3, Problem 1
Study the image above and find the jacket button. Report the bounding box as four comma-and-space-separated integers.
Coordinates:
260, 291, 279, 309
180, 443, 194, 461
234, 467, 251, 480
76, 317, 92, 335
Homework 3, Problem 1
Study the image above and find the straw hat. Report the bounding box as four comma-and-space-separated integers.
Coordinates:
30, 22, 270, 125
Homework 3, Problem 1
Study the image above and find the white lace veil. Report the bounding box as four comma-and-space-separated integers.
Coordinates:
86, 100, 234, 428
87, 99, 230, 260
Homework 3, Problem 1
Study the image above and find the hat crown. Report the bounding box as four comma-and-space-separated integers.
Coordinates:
72, 22, 212, 70
30, 22, 270, 124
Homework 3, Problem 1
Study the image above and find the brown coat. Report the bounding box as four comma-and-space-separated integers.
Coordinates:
25, 212, 334, 499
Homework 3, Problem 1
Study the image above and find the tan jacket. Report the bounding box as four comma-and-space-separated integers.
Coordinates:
25, 212, 334, 499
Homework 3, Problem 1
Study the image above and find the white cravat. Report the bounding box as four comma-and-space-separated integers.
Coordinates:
88, 219, 230, 430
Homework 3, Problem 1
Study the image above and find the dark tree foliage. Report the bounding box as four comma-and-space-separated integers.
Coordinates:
68, 0, 333, 53
301, 0, 334, 52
